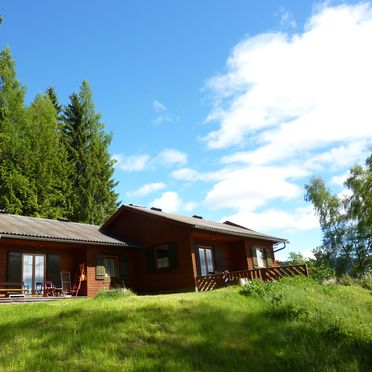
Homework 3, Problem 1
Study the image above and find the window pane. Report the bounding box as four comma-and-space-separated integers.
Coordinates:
23, 255, 33, 294
256, 249, 266, 268
34, 256, 45, 286
199, 248, 207, 276
206, 249, 214, 274
104, 258, 116, 277
156, 246, 169, 269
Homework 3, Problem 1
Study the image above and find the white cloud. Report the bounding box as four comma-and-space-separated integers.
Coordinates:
152, 100, 166, 113
127, 182, 166, 198
152, 99, 177, 124
203, 2, 372, 167
150, 191, 197, 214
204, 165, 309, 211
331, 172, 350, 187
278, 8, 297, 29
222, 206, 319, 233
113, 154, 150, 172
114, 149, 187, 172
156, 149, 187, 166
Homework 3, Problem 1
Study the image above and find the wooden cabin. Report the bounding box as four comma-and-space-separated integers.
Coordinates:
0, 205, 307, 297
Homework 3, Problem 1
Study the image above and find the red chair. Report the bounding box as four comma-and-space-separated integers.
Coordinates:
44, 281, 56, 297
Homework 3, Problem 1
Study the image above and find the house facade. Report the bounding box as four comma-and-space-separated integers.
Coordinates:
0, 205, 288, 297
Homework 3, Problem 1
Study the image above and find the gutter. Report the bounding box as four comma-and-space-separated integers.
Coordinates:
274, 242, 287, 253
0, 233, 139, 248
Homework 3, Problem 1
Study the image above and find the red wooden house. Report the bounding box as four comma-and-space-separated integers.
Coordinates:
0, 205, 307, 297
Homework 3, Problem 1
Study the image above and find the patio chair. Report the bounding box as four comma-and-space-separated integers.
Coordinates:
36, 282, 44, 295
44, 281, 56, 296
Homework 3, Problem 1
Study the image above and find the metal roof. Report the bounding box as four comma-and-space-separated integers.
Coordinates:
121, 205, 288, 243
0, 213, 137, 247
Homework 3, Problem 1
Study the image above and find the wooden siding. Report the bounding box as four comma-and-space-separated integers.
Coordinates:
105, 209, 196, 292
0, 238, 134, 297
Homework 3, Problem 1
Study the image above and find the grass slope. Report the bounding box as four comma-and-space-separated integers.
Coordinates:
0, 277, 371, 372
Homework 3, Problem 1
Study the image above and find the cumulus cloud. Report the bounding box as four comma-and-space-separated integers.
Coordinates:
222, 206, 319, 233
113, 154, 150, 172
114, 148, 187, 172
156, 149, 187, 166
204, 165, 309, 211
203, 2, 372, 167
150, 191, 197, 214
127, 182, 166, 198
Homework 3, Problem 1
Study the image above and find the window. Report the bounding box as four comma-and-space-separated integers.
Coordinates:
104, 257, 119, 278
198, 246, 214, 276
255, 248, 267, 268
155, 245, 170, 270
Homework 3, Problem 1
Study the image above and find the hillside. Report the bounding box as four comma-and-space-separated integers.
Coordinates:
0, 277, 371, 371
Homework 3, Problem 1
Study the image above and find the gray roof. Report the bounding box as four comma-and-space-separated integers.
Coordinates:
123, 205, 287, 243
0, 213, 136, 246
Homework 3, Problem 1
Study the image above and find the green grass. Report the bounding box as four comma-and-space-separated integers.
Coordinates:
0, 277, 371, 372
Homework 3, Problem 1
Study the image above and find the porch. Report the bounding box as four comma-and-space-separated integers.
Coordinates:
195, 264, 308, 291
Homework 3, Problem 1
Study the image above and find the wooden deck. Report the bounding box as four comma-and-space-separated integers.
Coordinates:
195, 264, 308, 292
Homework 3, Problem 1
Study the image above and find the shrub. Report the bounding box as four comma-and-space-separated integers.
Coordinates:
338, 275, 354, 286
95, 287, 135, 298
240, 279, 271, 297
269, 293, 308, 320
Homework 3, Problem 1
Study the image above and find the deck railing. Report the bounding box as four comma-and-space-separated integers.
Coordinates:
195, 264, 308, 292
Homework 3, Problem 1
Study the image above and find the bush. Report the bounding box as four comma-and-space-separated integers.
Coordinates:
240, 279, 272, 297
338, 275, 354, 286
268, 293, 308, 320
95, 287, 135, 298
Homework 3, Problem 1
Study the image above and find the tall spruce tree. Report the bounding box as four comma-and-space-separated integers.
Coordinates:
25, 94, 72, 218
0, 47, 37, 214
62, 81, 118, 224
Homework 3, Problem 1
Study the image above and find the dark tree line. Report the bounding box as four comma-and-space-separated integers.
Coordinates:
0, 47, 119, 224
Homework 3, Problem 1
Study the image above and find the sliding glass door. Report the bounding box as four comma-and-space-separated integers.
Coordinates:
198, 246, 214, 276
22, 254, 45, 294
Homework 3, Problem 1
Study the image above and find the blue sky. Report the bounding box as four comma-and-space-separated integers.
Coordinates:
2, 1, 371, 260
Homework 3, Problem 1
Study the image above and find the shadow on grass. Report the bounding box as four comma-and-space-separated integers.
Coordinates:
0, 299, 370, 372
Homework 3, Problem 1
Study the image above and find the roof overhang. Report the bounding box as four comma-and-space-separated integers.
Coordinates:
0, 233, 141, 248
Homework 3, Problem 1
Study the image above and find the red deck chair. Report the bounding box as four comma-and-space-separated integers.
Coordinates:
44, 281, 56, 297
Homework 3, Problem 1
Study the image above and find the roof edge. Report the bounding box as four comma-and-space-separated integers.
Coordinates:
0, 233, 138, 247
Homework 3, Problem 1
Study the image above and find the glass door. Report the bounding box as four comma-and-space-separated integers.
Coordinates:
198, 246, 214, 276
22, 254, 46, 294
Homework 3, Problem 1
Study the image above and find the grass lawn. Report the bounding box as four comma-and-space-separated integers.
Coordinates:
0, 277, 371, 372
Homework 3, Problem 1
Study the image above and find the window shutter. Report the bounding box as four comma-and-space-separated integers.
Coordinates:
214, 246, 224, 272
120, 255, 128, 281
168, 243, 178, 269
7, 252, 22, 282
251, 247, 259, 269
194, 244, 201, 276
266, 250, 273, 267
47, 253, 61, 287
146, 247, 155, 272
96, 254, 105, 280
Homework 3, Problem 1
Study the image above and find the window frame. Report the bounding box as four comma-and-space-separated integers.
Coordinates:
154, 245, 170, 271
103, 256, 119, 278
255, 247, 267, 268
198, 245, 215, 276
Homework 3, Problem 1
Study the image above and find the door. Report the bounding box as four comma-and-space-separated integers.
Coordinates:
22, 254, 46, 294
198, 246, 214, 276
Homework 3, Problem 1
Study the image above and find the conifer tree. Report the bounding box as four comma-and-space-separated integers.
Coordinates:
62, 81, 118, 224
25, 94, 72, 218
0, 47, 36, 214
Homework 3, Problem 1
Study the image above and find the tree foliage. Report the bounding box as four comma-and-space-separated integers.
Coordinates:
0, 47, 119, 224
305, 155, 372, 276
62, 81, 118, 224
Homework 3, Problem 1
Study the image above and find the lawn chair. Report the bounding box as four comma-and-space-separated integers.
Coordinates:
44, 281, 56, 296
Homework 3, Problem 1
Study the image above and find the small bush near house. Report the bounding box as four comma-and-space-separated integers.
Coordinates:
95, 287, 135, 298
